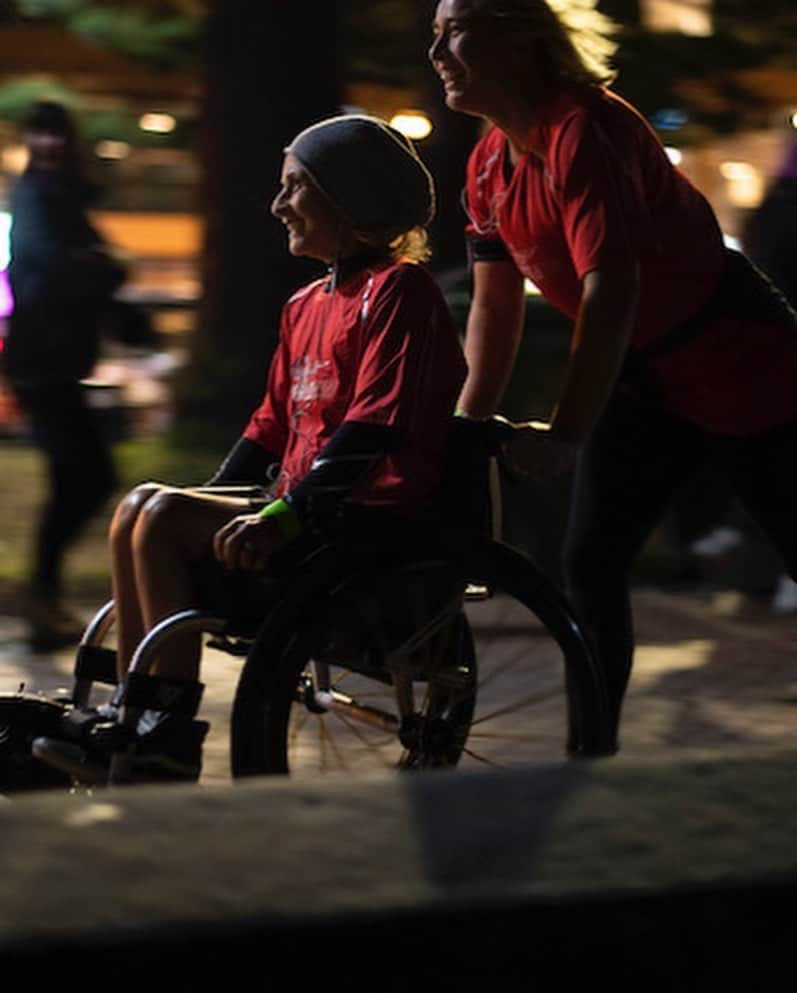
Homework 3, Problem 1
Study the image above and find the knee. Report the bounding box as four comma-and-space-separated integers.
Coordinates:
110, 483, 168, 550
131, 487, 192, 554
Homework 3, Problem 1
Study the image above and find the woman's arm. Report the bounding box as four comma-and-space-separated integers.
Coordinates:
456, 259, 526, 419
510, 260, 640, 479
212, 421, 393, 572
550, 260, 639, 443
205, 437, 280, 486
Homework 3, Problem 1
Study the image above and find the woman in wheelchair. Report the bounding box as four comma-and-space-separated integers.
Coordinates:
32, 115, 467, 785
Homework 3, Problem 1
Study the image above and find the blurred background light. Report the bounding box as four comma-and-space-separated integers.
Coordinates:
664, 146, 683, 165
0, 212, 10, 270
389, 111, 432, 141
138, 112, 176, 134
0, 270, 12, 320
95, 140, 131, 160
1, 145, 28, 175
720, 160, 765, 209
790, 111, 797, 129
720, 161, 755, 180
0, 211, 12, 319
650, 108, 689, 131
641, 0, 713, 37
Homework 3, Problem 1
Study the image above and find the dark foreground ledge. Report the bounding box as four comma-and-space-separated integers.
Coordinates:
2, 748, 796, 990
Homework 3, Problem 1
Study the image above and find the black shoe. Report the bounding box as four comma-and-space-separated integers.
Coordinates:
121, 709, 209, 781
55, 693, 122, 743
32, 710, 209, 785
31, 737, 108, 785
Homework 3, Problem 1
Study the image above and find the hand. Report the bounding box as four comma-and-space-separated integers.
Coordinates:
213, 514, 281, 572
505, 422, 582, 481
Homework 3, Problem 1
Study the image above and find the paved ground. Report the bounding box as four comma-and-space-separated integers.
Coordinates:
0, 585, 795, 788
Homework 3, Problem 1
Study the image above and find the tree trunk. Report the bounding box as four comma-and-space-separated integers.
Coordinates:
175, 1, 342, 446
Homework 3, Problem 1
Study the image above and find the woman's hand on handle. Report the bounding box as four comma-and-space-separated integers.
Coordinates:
506, 421, 582, 481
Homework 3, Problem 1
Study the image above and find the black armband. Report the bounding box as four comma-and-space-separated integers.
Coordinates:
288, 421, 394, 528
467, 235, 512, 268
205, 437, 280, 486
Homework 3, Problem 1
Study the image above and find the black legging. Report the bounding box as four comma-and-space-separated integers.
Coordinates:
563, 390, 797, 744
13, 379, 116, 598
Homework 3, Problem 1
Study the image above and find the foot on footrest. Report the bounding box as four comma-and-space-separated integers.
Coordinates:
55, 685, 123, 744
31, 737, 109, 786
33, 711, 209, 786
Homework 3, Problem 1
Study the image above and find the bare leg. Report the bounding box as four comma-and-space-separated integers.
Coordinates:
130, 489, 249, 682
109, 483, 166, 680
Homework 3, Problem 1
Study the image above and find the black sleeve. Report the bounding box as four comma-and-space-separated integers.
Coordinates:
467, 234, 513, 268
205, 437, 281, 486
287, 421, 394, 527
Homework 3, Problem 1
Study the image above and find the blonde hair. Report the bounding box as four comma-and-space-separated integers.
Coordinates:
472, 0, 619, 87
355, 224, 432, 265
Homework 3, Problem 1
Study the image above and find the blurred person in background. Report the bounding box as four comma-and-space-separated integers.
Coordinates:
679, 134, 797, 612
3, 102, 125, 650
429, 0, 797, 748
659, 135, 797, 609
745, 135, 797, 311
742, 134, 797, 614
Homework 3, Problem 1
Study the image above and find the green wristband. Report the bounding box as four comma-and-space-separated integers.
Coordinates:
455, 408, 492, 422
257, 498, 302, 543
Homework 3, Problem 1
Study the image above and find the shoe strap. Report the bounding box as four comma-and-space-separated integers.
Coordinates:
120, 673, 204, 717
74, 645, 119, 687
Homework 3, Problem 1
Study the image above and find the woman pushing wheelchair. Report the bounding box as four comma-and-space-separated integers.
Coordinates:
32, 115, 467, 785
429, 0, 797, 750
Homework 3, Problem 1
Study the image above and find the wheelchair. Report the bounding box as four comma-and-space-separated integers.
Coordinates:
0, 430, 616, 793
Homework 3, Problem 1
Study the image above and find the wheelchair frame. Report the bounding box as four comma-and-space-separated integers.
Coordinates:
58, 527, 615, 788
1, 453, 616, 792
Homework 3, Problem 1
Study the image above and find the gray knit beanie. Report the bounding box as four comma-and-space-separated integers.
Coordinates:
286, 114, 435, 232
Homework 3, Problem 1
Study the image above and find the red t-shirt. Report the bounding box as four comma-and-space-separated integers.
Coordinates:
465, 84, 797, 435
243, 260, 466, 514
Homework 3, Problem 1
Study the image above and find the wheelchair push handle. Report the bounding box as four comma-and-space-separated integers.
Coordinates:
470, 415, 579, 485
452, 413, 521, 453
484, 414, 522, 453
458, 414, 554, 452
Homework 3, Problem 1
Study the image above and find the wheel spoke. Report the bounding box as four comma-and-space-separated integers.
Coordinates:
460, 747, 497, 766
287, 705, 310, 751
236, 569, 609, 778
471, 687, 562, 727
473, 648, 529, 692
329, 709, 398, 756
316, 713, 351, 772
467, 727, 554, 740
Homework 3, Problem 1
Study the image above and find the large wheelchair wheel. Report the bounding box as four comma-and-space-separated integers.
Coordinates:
231, 551, 477, 775
230, 535, 614, 779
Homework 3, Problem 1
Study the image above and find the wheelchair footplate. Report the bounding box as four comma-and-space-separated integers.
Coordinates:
0, 689, 74, 793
